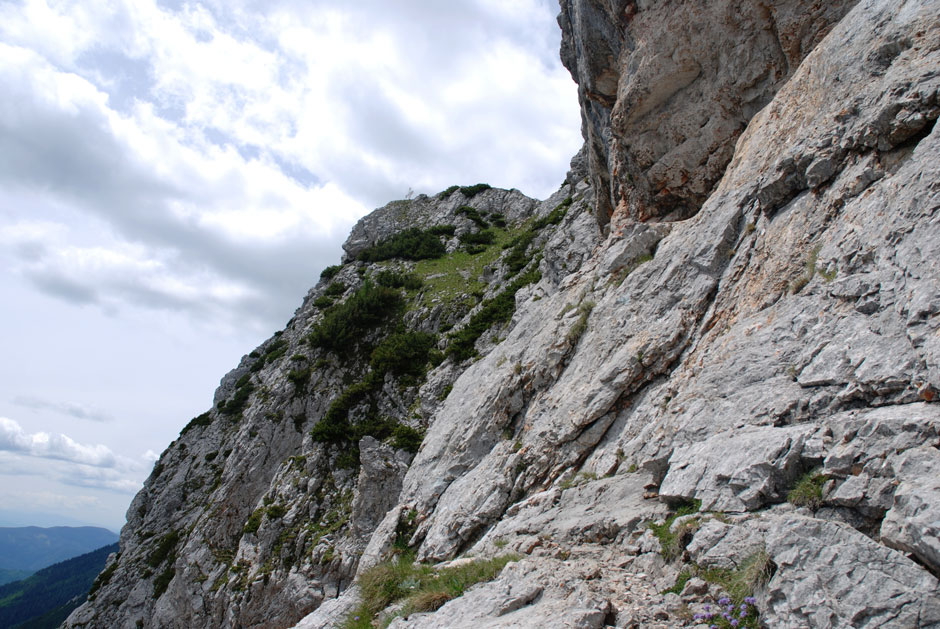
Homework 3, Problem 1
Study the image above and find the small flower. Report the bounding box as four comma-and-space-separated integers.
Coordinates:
704, 604, 711, 611
744, 596, 756, 605
694, 613, 704, 620
719, 597, 731, 605
730, 620, 739, 627
741, 608, 748, 618
723, 612, 732, 621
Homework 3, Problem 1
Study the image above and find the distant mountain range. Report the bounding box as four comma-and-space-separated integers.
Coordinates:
0, 527, 118, 574
0, 542, 118, 629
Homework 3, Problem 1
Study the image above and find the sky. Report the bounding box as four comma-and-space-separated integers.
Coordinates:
0, 0, 582, 531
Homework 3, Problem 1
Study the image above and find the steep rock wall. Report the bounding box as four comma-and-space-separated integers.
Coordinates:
559, 0, 857, 228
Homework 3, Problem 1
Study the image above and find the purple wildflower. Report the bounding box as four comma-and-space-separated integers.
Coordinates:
694, 613, 704, 620
719, 597, 731, 605
744, 596, 756, 605
741, 603, 748, 611
704, 604, 711, 611
741, 608, 748, 618
730, 620, 739, 627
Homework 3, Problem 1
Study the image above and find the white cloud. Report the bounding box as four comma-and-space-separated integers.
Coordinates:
12, 395, 115, 423
0, 416, 121, 467
0, 418, 145, 497
142, 449, 160, 462
62, 466, 143, 493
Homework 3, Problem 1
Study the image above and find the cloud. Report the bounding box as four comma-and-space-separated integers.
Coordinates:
0, 0, 579, 328
142, 449, 160, 462
12, 395, 115, 423
0, 418, 145, 496
61, 466, 143, 494
0, 416, 120, 467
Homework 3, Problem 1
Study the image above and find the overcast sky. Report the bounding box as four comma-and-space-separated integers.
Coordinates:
0, 0, 581, 532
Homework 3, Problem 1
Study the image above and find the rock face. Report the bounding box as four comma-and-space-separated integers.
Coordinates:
559, 0, 857, 228
68, 0, 940, 628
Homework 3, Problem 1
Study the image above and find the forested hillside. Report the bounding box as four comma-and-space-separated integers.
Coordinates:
0, 542, 118, 628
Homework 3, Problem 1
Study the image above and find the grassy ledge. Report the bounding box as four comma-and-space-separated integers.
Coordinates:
342, 553, 520, 628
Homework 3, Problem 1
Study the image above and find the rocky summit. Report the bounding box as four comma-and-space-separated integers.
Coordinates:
66, 1, 940, 628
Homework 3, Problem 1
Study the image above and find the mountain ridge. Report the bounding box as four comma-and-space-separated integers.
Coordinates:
0, 526, 117, 573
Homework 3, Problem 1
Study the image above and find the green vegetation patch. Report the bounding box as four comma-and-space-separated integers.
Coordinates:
532, 196, 572, 230
146, 531, 180, 568
411, 222, 527, 313
375, 270, 423, 290
787, 469, 828, 510
427, 224, 456, 237
668, 551, 774, 628
243, 507, 264, 535
308, 281, 403, 352
313, 295, 334, 309
647, 499, 701, 562
342, 552, 519, 628
445, 265, 542, 362
370, 331, 437, 377
320, 264, 343, 280
459, 229, 496, 247
324, 281, 347, 296
500, 196, 570, 274
287, 367, 312, 389
180, 411, 213, 436
457, 205, 489, 228
458, 183, 492, 198
565, 300, 595, 346
218, 381, 254, 417
152, 566, 175, 598
357, 228, 447, 263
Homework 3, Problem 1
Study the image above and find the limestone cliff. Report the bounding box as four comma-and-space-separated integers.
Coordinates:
68, 0, 940, 627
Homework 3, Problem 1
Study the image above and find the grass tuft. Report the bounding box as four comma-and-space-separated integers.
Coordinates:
647, 499, 701, 562
342, 553, 519, 628
787, 469, 827, 510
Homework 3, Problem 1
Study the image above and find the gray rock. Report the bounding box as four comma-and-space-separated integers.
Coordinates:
763, 515, 940, 628
474, 473, 667, 554
559, 0, 855, 227
659, 426, 810, 511
881, 446, 940, 574
350, 437, 410, 540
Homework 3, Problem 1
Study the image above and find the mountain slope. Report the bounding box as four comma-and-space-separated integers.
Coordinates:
67, 0, 940, 627
0, 542, 117, 628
